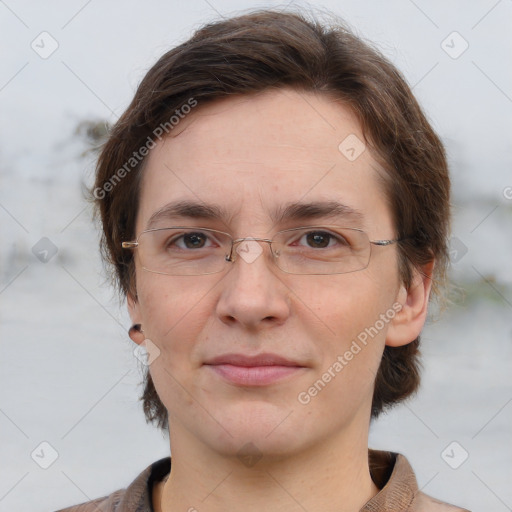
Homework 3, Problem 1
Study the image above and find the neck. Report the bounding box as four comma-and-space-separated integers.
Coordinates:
156, 423, 379, 512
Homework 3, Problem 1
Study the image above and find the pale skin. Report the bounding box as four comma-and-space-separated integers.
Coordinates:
127, 88, 433, 512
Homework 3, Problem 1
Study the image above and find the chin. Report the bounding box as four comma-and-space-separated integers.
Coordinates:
210, 431, 304, 463
203, 402, 310, 457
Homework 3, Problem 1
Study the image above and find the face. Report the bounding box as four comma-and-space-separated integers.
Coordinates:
129, 89, 410, 459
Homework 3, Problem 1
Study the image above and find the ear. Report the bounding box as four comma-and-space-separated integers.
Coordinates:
127, 292, 145, 345
385, 260, 434, 347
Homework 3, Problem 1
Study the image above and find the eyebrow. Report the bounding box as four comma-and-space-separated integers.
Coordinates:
146, 201, 229, 230
145, 199, 364, 230
273, 200, 364, 225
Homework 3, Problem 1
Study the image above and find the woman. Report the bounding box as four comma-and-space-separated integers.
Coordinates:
58, 9, 469, 512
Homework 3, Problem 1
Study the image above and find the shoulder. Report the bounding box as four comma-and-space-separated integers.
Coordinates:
54, 457, 171, 512
55, 490, 124, 511
412, 491, 471, 511
366, 450, 471, 512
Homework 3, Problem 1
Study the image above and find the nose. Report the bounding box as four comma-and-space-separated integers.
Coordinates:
216, 239, 291, 330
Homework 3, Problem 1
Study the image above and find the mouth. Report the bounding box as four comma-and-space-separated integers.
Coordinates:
203, 353, 307, 386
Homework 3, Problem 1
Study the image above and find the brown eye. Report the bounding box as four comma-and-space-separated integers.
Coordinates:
164, 231, 214, 250
182, 232, 208, 249
305, 232, 332, 248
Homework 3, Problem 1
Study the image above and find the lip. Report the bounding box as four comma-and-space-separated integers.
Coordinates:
203, 353, 306, 386
204, 353, 302, 367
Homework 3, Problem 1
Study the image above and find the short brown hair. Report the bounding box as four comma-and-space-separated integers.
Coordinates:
93, 9, 450, 430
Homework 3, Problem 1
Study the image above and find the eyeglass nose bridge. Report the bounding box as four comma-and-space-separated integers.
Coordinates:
225, 236, 276, 263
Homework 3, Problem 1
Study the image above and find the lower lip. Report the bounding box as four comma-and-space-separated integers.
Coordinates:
205, 364, 304, 386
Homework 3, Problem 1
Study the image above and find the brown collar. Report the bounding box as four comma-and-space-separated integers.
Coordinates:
87, 449, 467, 512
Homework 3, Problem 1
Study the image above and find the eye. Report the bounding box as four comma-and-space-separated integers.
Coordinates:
171, 231, 214, 250
296, 230, 349, 249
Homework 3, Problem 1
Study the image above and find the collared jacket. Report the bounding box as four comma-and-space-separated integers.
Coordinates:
56, 450, 470, 512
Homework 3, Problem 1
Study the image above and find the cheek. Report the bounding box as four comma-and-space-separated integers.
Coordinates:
291, 269, 399, 387
136, 276, 218, 415
136, 274, 218, 363
294, 269, 398, 336
293, 281, 394, 415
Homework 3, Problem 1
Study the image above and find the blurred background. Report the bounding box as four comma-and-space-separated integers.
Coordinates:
0, 1, 511, 510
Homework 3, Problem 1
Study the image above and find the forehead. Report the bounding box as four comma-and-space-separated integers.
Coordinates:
137, 89, 393, 235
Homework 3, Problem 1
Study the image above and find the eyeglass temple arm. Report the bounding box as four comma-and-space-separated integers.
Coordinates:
369, 238, 402, 246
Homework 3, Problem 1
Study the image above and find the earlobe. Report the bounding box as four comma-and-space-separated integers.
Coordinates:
127, 293, 145, 345
129, 324, 145, 345
385, 260, 434, 348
